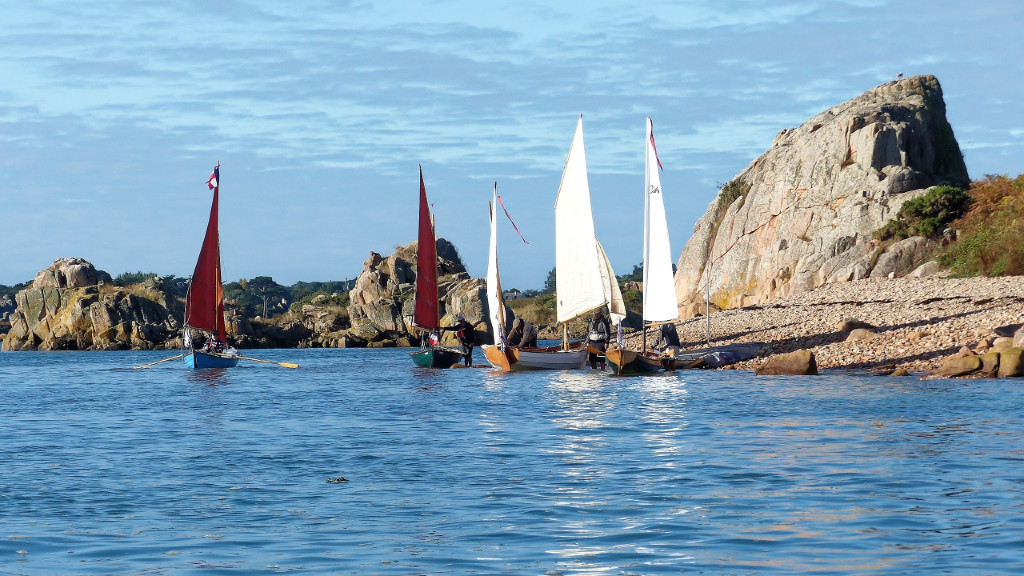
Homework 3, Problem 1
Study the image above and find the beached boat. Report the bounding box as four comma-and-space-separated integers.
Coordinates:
410, 166, 466, 369
183, 164, 240, 370
484, 115, 625, 371
606, 118, 678, 375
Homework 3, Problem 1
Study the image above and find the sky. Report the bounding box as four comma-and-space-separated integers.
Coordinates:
2, 0, 1021, 289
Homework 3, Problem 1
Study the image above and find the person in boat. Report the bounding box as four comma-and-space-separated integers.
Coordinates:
508, 318, 538, 348
585, 309, 611, 370
203, 338, 226, 354
441, 315, 477, 367
655, 322, 681, 371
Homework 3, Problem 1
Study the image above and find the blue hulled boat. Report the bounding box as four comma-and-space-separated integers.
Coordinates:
183, 164, 240, 370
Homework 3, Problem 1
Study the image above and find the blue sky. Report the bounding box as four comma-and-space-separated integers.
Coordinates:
2, 0, 1021, 288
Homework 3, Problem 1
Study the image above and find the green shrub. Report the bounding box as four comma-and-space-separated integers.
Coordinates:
875, 185, 972, 241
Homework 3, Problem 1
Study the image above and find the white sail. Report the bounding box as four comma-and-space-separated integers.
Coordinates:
486, 183, 505, 345
554, 115, 606, 323
642, 117, 678, 322
596, 238, 626, 325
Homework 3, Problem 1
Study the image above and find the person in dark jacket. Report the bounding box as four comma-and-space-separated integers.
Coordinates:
441, 315, 477, 366
655, 322, 681, 371
508, 318, 538, 348
585, 309, 611, 370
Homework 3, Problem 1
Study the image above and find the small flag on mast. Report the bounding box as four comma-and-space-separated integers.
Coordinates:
650, 123, 663, 171
206, 166, 219, 190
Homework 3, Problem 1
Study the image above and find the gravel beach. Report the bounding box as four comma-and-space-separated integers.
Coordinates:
625, 276, 1024, 374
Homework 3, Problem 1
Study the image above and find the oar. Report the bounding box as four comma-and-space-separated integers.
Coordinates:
131, 353, 187, 369
237, 355, 300, 369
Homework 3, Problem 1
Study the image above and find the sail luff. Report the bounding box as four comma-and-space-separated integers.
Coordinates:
486, 184, 506, 346
185, 165, 228, 343
642, 117, 678, 322
413, 165, 441, 331
554, 115, 606, 324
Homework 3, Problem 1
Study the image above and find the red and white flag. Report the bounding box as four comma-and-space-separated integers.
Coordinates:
206, 166, 219, 190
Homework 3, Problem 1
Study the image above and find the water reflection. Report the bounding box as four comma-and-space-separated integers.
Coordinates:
186, 368, 230, 387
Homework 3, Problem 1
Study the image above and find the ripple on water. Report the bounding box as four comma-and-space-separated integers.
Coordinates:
1, 350, 1023, 574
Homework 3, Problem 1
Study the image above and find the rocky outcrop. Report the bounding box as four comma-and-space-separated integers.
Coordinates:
2, 259, 178, 351
675, 75, 969, 316
0, 294, 14, 323
32, 257, 113, 289
339, 238, 499, 347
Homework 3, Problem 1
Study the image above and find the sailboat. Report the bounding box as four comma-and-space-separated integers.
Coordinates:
484, 115, 625, 371
183, 164, 240, 370
604, 118, 680, 374
410, 165, 466, 369
481, 183, 518, 371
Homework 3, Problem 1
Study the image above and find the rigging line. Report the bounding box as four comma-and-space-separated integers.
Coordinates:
496, 196, 529, 244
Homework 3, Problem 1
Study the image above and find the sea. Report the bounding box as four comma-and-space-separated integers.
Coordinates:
1, 348, 1022, 576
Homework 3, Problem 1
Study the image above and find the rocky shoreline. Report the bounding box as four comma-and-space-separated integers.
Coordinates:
624, 275, 1024, 375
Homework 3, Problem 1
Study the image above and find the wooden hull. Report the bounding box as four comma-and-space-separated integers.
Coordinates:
483, 344, 587, 372
410, 347, 464, 369
605, 345, 664, 375
185, 350, 240, 370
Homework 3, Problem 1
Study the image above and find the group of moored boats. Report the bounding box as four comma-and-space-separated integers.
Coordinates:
137, 116, 757, 374
412, 116, 759, 375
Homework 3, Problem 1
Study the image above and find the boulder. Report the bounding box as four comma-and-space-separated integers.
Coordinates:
1016, 325, 1024, 348
837, 318, 876, 332
847, 328, 878, 341
675, 75, 969, 314
998, 348, 1024, 377
32, 257, 113, 289
907, 260, 941, 278
755, 349, 818, 375
870, 236, 934, 279
978, 352, 1000, 378
933, 355, 982, 378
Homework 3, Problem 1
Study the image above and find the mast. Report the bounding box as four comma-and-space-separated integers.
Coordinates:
185, 163, 228, 344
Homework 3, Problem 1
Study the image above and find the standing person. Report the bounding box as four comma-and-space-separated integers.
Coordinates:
585, 309, 611, 370
508, 318, 538, 348
655, 322, 681, 371
442, 315, 477, 367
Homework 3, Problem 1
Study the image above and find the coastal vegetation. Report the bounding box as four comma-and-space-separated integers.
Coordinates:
874, 184, 973, 241
936, 174, 1024, 276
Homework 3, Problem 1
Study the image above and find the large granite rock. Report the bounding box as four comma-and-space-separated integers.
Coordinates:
342, 238, 498, 347
32, 257, 113, 289
2, 259, 178, 351
675, 75, 969, 316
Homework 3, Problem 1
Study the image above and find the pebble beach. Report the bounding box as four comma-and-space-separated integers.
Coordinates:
625, 276, 1024, 374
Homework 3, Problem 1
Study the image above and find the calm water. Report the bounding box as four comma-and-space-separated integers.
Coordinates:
1, 349, 1023, 575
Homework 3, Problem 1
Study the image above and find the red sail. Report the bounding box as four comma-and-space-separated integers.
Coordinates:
185, 168, 228, 343
413, 166, 440, 330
